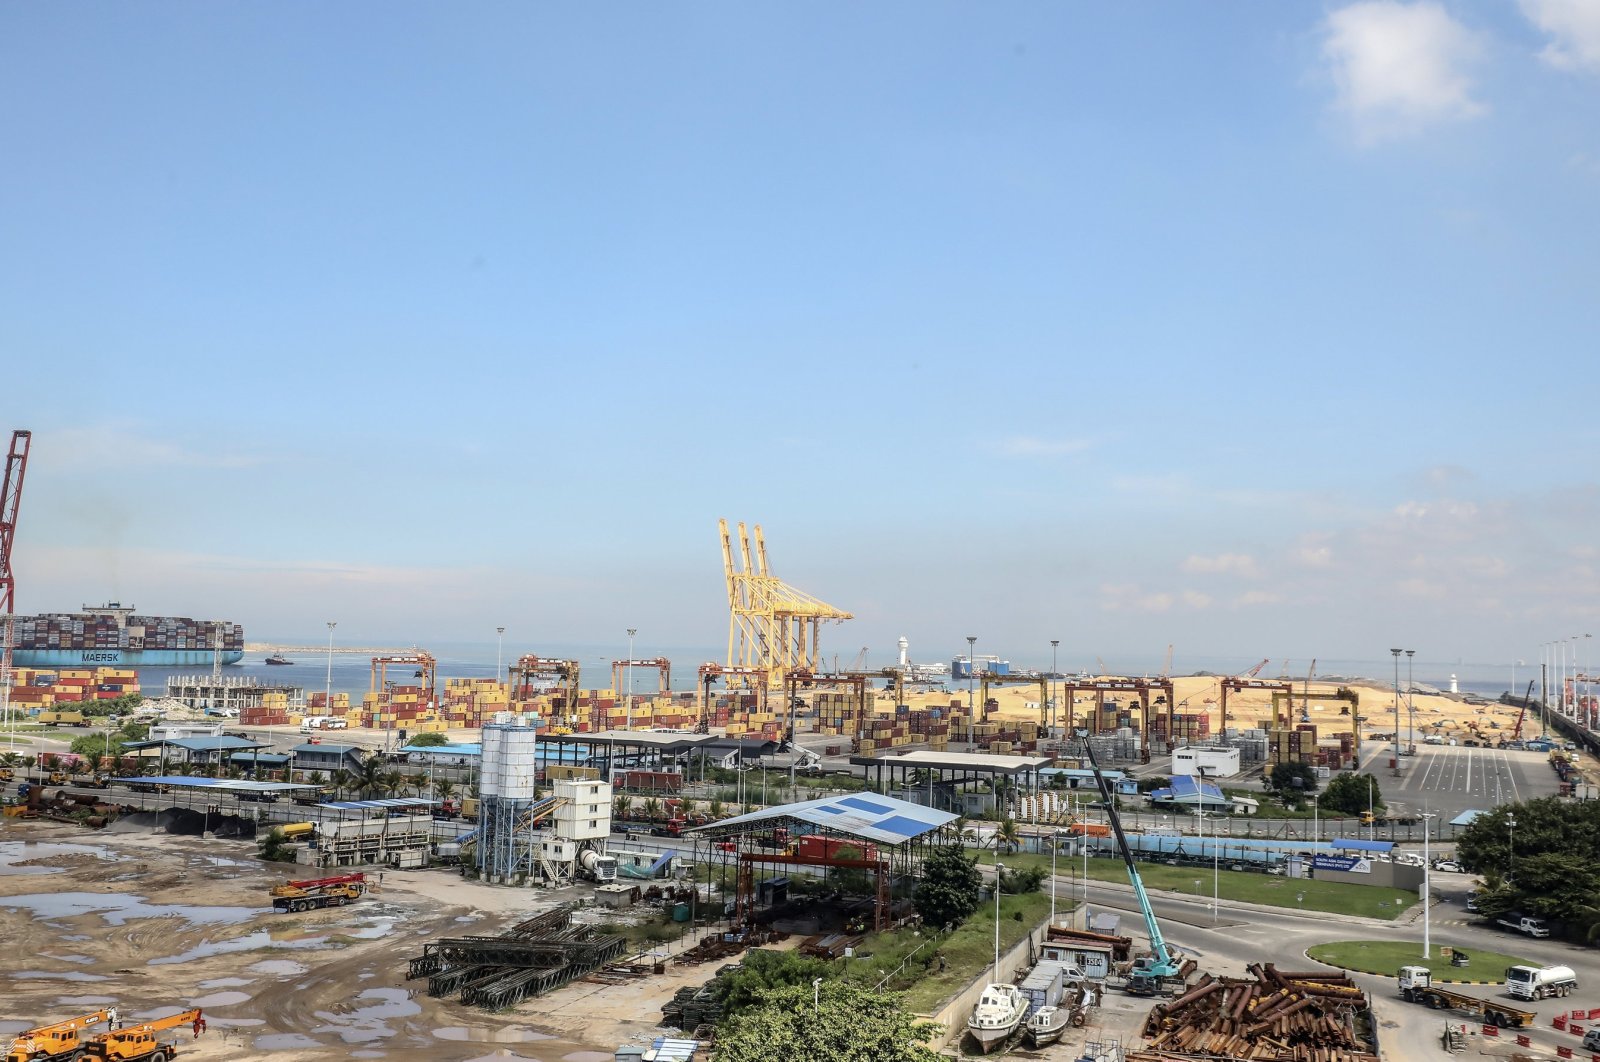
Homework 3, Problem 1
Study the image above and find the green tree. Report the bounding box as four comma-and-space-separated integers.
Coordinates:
707, 797, 725, 820
713, 980, 939, 1062
999, 865, 1047, 894
1319, 772, 1384, 816
712, 948, 836, 1016
257, 827, 294, 863
435, 777, 457, 806
996, 816, 1022, 854
329, 768, 352, 799
642, 796, 662, 821
353, 755, 385, 797
1456, 799, 1600, 938
1267, 762, 1319, 793
614, 794, 634, 820
1136, 776, 1171, 794
407, 732, 450, 747
913, 843, 982, 930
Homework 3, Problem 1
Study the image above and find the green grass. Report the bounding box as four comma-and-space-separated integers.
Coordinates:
834, 892, 1054, 1014
988, 851, 1418, 920
1308, 940, 1533, 978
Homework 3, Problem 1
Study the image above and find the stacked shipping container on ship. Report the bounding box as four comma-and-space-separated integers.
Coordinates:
7, 603, 243, 668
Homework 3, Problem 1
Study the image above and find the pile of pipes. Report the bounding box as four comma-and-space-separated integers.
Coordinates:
404, 905, 625, 1010
1047, 925, 1133, 962
1136, 964, 1377, 1062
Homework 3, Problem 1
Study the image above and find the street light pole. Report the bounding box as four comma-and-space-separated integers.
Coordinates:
1421, 811, 1435, 959
496, 626, 505, 679
967, 636, 977, 714
1506, 812, 1516, 877
325, 621, 337, 720
626, 628, 637, 732
1405, 650, 1415, 754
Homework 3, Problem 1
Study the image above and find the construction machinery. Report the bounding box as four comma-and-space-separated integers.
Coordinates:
270, 872, 367, 912
83, 1009, 203, 1062
0, 430, 32, 693
1502, 681, 1537, 745
719, 519, 852, 687
1396, 966, 1534, 1027
5, 1008, 109, 1062
1078, 728, 1182, 996
611, 657, 671, 697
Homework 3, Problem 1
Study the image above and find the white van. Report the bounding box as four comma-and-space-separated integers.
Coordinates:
299, 716, 349, 734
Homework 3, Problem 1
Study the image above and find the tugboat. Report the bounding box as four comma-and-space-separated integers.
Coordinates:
265, 653, 293, 665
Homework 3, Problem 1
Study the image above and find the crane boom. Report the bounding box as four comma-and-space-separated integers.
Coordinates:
1077, 730, 1179, 981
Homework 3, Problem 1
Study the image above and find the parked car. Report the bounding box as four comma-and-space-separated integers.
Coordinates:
1433, 859, 1463, 873
1465, 893, 1480, 912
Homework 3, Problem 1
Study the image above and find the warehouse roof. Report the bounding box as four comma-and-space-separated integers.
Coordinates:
399, 742, 482, 757
316, 797, 439, 811
290, 743, 363, 755
542, 730, 718, 752
1148, 777, 1227, 804
1330, 837, 1396, 853
227, 752, 292, 766
111, 776, 318, 792
688, 793, 957, 846
849, 749, 1053, 774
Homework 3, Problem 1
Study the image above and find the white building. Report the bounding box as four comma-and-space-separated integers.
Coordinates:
1171, 745, 1241, 780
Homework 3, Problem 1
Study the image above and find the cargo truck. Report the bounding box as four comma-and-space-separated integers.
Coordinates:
4, 1008, 109, 1062
1504, 963, 1577, 1000
1494, 912, 1551, 938
270, 872, 367, 912
1396, 967, 1536, 1028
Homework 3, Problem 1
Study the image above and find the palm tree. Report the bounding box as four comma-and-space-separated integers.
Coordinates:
329, 768, 352, 800
997, 816, 1022, 855
614, 794, 634, 821
408, 772, 429, 798
949, 814, 971, 846
435, 777, 457, 806
381, 768, 406, 796
708, 797, 726, 821
642, 796, 662, 823
354, 755, 385, 798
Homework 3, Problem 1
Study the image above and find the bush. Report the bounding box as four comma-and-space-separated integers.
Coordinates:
257, 827, 294, 863
913, 843, 982, 930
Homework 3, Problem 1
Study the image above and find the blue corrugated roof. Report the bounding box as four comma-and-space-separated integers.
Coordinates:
399, 743, 482, 756
1449, 809, 1485, 827
111, 776, 317, 791
1330, 837, 1395, 852
687, 793, 956, 846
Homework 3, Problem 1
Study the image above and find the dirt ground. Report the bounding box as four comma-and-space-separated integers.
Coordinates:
0, 822, 725, 1062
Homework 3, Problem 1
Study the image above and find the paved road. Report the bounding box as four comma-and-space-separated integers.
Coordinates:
1356, 741, 1562, 823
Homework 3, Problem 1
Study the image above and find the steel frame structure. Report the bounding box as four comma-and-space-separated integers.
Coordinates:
720, 519, 852, 687
696, 662, 769, 733
611, 657, 671, 696
508, 654, 581, 726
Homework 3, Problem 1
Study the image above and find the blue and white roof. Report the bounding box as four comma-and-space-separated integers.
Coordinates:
688, 793, 956, 846
1329, 837, 1395, 852
1148, 776, 1227, 803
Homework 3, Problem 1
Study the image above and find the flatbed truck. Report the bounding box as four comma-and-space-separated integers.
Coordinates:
1396, 966, 1536, 1028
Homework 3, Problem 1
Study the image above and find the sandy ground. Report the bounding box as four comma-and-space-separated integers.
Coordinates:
0, 822, 725, 1062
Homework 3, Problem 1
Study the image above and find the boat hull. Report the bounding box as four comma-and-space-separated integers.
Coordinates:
965, 1026, 1021, 1055
10, 649, 246, 668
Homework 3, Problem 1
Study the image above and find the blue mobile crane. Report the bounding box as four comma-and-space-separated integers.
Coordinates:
1078, 728, 1184, 995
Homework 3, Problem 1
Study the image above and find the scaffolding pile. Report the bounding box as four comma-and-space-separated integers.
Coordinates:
1137, 964, 1377, 1062
405, 905, 625, 1010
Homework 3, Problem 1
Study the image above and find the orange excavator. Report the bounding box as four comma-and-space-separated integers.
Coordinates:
5, 1009, 110, 1062
82, 1009, 203, 1062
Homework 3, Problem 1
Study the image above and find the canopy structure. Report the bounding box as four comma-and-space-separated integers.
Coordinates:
1329, 837, 1395, 853
316, 797, 439, 811
110, 776, 317, 792
688, 792, 956, 847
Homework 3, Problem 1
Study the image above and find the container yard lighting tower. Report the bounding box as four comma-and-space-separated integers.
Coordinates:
1405, 650, 1415, 753
325, 621, 337, 716
626, 628, 636, 731
1050, 639, 1060, 738
967, 636, 977, 712
496, 627, 505, 677
1389, 648, 1402, 770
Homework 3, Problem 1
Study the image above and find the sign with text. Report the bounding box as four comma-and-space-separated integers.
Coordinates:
1311, 855, 1372, 874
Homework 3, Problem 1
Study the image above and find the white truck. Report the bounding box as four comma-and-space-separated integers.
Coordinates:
1504, 964, 1578, 1000
1494, 912, 1551, 938
299, 716, 349, 733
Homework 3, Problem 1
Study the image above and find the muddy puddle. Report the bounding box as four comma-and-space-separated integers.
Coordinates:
0, 841, 122, 875
248, 959, 309, 976
0, 892, 260, 926
433, 1028, 557, 1044
254, 1033, 324, 1050
15, 970, 110, 982
55, 995, 117, 1006
188, 990, 253, 1007
311, 987, 421, 1044
198, 976, 254, 989
149, 928, 330, 966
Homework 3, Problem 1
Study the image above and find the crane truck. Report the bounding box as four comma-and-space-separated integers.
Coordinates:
83, 1008, 203, 1062
1396, 967, 1535, 1028
1078, 729, 1184, 996
270, 872, 367, 912
5, 1008, 109, 1062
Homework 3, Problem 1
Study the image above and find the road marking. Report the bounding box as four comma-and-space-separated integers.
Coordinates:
1464, 744, 1472, 793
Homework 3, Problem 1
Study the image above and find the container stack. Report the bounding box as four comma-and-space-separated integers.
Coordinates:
304, 691, 353, 718
360, 684, 446, 733
439, 678, 509, 729
6, 667, 140, 709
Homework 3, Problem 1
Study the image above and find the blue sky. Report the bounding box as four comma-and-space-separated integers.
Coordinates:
3, 3, 1598, 678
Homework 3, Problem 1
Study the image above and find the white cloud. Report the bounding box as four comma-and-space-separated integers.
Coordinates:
1236, 590, 1284, 607
1181, 553, 1262, 578
1322, 1, 1486, 143
1519, 0, 1600, 72
1182, 590, 1213, 609
989, 435, 1093, 459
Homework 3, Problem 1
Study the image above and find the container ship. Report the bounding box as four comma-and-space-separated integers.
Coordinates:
5, 603, 244, 668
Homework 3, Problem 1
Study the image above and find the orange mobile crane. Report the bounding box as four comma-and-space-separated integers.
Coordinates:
5, 1009, 109, 1062
83, 1009, 203, 1062
270, 872, 367, 912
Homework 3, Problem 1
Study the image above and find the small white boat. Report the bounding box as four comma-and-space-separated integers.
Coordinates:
967, 983, 1029, 1054
1026, 1004, 1071, 1047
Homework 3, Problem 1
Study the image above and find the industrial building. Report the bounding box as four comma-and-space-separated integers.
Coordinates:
1171, 745, 1242, 779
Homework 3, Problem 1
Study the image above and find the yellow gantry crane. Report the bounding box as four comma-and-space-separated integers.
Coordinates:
719, 519, 852, 687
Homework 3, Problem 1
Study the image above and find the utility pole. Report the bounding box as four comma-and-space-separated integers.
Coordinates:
1389, 649, 1402, 774
1050, 639, 1060, 738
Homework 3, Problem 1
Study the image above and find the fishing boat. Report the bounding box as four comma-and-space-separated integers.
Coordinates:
1025, 1004, 1071, 1048
265, 653, 293, 666
966, 852, 1029, 1053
